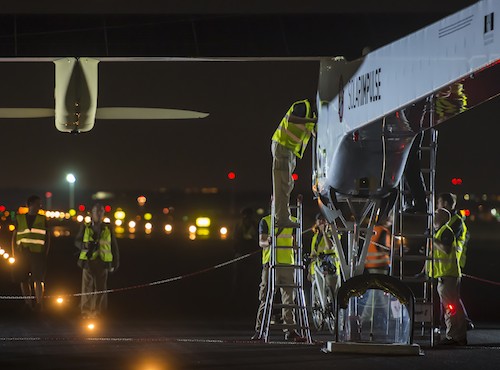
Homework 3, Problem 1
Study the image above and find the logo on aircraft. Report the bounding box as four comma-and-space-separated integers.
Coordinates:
484, 12, 494, 46
346, 68, 382, 111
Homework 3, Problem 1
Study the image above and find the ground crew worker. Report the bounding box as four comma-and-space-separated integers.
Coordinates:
309, 214, 340, 296
75, 203, 119, 319
360, 219, 393, 330
365, 220, 392, 274
428, 208, 467, 345
11, 195, 49, 313
252, 214, 305, 342
437, 192, 473, 329
272, 99, 317, 228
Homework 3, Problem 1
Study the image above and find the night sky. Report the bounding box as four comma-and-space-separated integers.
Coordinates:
0, 0, 498, 204
0, 58, 499, 201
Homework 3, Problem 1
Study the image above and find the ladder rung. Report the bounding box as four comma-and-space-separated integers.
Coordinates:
399, 276, 431, 283
401, 211, 432, 217
393, 255, 432, 261
272, 304, 307, 309
271, 264, 304, 269
394, 233, 431, 239
269, 323, 308, 330
275, 284, 302, 289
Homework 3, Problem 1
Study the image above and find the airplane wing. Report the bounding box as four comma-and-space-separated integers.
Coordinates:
0, 108, 54, 118
95, 107, 209, 120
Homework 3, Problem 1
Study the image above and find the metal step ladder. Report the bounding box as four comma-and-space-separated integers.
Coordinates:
259, 195, 312, 343
393, 97, 439, 347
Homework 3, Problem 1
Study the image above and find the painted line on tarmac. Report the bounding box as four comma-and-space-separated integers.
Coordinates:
0, 336, 318, 345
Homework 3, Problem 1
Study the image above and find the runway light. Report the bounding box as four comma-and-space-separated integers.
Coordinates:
8, 257, 15, 264
164, 224, 173, 234
115, 219, 123, 227
220, 227, 228, 239
56, 297, 64, 304
77, 215, 84, 222
103, 217, 111, 224
3, 253, 9, 259
188, 225, 197, 233
144, 213, 152, 221
87, 323, 95, 330
69, 209, 77, 217
0, 249, 4, 255
128, 221, 136, 228
145, 222, 152, 230
84, 216, 91, 223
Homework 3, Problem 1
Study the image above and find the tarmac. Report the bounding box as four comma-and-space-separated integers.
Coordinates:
0, 313, 499, 370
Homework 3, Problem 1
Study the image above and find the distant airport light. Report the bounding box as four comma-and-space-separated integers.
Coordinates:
103, 217, 111, 224
220, 227, 228, 236
66, 174, 76, 184
162, 207, 170, 215
8, 257, 15, 264
77, 215, 84, 222
137, 196, 147, 206
128, 221, 137, 228
8, 225, 15, 232
145, 222, 152, 230
464, 194, 470, 201
84, 216, 91, 224
491, 208, 498, 216
0, 205, 5, 212
3, 253, 9, 259
227, 171, 236, 180
451, 177, 463, 185
115, 226, 125, 234
446, 304, 456, 316
78, 204, 85, 212
197, 228, 210, 236
87, 323, 95, 330
45, 192, 52, 199
189, 233, 196, 240
196, 217, 211, 227
56, 297, 64, 304
164, 224, 173, 234
114, 210, 126, 220
69, 209, 77, 217
115, 219, 123, 227
144, 213, 152, 221
54, 211, 61, 218
292, 173, 299, 181
104, 205, 112, 213
0, 248, 4, 255
188, 225, 197, 233
129, 227, 136, 234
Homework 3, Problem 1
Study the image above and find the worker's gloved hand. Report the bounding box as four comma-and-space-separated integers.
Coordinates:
110, 261, 119, 273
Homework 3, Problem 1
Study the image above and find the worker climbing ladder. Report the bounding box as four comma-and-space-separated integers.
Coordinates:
393, 96, 439, 347
259, 195, 312, 343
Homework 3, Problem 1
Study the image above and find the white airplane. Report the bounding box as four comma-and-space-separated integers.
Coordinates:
315, 0, 500, 350
315, 0, 500, 211
0, 57, 209, 133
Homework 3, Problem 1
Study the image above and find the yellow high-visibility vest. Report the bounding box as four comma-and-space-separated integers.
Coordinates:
272, 100, 316, 158
16, 214, 47, 253
261, 215, 295, 265
79, 223, 113, 262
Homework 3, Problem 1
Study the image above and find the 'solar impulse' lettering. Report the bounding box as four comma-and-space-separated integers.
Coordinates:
347, 68, 381, 110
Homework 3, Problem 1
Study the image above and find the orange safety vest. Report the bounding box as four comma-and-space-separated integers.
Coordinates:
365, 225, 391, 269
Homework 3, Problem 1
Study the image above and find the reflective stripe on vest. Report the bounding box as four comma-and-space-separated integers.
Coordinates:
365, 225, 390, 269
448, 214, 468, 268
271, 100, 315, 159
16, 214, 47, 253
262, 215, 294, 265
427, 224, 460, 278
79, 224, 113, 262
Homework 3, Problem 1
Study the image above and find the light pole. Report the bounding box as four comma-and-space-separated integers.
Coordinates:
66, 173, 76, 210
